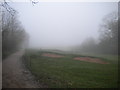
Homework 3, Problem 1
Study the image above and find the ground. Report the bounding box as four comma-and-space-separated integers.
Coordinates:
2, 50, 118, 88
2, 50, 44, 88
23, 50, 118, 88
42, 53, 109, 64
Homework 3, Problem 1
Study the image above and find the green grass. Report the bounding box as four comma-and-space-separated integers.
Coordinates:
23, 50, 118, 88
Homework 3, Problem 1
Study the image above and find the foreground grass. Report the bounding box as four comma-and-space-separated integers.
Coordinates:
23, 50, 118, 88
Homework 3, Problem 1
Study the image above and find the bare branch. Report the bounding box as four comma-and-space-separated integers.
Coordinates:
1, 0, 17, 16
30, 0, 39, 6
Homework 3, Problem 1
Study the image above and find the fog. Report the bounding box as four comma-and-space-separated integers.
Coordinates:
10, 2, 117, 50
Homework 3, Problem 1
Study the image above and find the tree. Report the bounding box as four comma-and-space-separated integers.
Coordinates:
98, 12, 118, 54
78, 37, 98, 53
1, 1, 29, 59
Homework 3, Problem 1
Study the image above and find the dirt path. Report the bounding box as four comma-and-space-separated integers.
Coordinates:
2, 50, 42, 88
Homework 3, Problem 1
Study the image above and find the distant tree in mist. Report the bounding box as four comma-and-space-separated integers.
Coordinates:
80, 37, 96, 50
74, 12, 118, 55
1, 1, 29, 59
98, 12, 118, 54
76, 37, 98, 53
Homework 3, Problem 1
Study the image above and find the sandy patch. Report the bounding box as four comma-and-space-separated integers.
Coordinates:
74, 57, 109, 64
42, 53, 64, 58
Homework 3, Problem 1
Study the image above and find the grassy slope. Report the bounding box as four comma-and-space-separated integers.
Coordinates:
23, 50, 118, 88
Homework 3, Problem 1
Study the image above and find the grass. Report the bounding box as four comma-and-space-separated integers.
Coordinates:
23, 50, 118, 88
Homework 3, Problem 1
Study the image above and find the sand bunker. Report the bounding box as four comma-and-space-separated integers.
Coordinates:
42, 53, 109, 64
42, 53, 64, 58
74, 57, 109, 64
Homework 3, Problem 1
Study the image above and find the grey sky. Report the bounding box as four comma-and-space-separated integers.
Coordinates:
10, 2, 117, 49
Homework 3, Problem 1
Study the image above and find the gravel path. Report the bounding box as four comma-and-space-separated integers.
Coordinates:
2, 50, 42, 88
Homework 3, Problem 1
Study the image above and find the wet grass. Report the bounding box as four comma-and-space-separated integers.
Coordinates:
23, 50, 118, 88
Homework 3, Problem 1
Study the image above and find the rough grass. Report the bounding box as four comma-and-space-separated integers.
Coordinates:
23, 50, 118, 88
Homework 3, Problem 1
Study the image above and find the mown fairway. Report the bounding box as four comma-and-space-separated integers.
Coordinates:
23, 50, 118, 88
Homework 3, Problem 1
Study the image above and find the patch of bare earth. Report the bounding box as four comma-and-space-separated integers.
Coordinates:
74, 57, 109, 64
42, 53, 64, 58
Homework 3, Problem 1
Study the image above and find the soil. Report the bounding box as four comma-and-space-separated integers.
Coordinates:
2, 50, 46, 88
42, 53, 109, 64
42, 53, 64, 58
74, 57, 109, 64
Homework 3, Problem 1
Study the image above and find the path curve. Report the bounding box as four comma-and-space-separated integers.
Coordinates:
2, 50, 42, 88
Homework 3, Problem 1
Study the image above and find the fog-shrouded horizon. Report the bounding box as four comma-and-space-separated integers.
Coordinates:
10, 2, 118, 50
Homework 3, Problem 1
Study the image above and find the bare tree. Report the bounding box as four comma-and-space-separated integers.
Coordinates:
1, 1, 29, 59
98, 12, 118, 54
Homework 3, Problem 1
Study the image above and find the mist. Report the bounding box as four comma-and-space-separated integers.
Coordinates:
10, 2, 117, 50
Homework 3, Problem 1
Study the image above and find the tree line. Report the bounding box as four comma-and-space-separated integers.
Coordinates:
74, 12, 118, 55
1, 2, 29, 59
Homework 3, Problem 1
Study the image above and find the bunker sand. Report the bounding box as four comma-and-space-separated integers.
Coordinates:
42, 53, 109, 64
74, 57, 109, 64
42, 53, 64, 58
